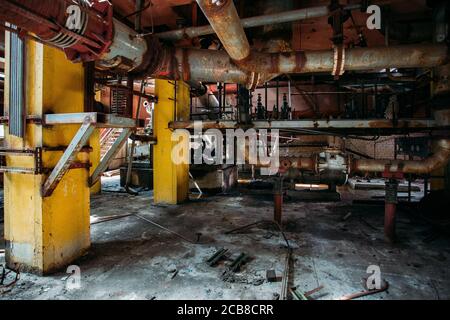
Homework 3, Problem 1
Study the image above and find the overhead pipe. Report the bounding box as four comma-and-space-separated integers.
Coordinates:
195, 0, 448, 80
156, 4, 360, 42
196, 0, 251, 62
167, 45, 448, 88
0, 0, 448, 89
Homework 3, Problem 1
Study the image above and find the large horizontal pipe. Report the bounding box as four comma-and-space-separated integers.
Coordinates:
275, 139, 450, 176
156, 4, 359, 42
235, 44, 449, 74
352, 139, 450, 175
169, 44, 448, 88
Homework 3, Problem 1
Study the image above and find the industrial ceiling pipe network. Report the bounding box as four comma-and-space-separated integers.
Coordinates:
1, 0, 449, 89
156, 4, 360, 42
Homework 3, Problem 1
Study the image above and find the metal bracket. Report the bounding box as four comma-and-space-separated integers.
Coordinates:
0, 147, 42, 174
41, 117, 95, 197
89, 128, 132, 187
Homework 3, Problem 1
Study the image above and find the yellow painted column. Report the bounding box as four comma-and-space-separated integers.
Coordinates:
90, 129, 101, 195
90, 90, 102, 194
153, 80, 190, 204
4, 41, 90, 274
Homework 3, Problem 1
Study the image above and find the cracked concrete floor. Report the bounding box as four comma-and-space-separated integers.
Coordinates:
1, 177, 450, 300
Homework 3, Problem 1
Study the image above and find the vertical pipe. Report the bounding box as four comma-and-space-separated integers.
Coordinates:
218, 83, 223, 119
174, 81, 178, 121
135, 0, 144, 32
288, 80, 292, 120
274, 178, 283, 225
126, 76, 134, 117
408, 176, 412, 203
276, 79, 280, 114
223, 83, 227, 115
385, 179, 398, 243
264, 82, 268, 119
274, 193, 283, 225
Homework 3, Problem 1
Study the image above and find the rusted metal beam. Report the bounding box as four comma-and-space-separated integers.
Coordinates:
44, 113, 98, 125
43, 112, 137, 128
41, 117, 95, 197
169, 119, 439, 130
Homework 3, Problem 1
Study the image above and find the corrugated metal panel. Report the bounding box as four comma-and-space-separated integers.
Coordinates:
8, 25, 26, 138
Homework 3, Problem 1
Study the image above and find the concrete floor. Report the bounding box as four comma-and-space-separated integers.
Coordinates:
1, 177, 450, 300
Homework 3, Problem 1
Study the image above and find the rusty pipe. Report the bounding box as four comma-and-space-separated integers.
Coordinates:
159, 6, 328, 42
196, 0, 251, 62
2, 0, 448, 87
194, 0, 447, 78
157, 5, 338, 41
353, 139, 450, 175
169, 44, 448, 88
235, 44, 448, 74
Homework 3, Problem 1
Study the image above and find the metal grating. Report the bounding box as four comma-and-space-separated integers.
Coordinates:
8, 25, 26, 138
110, 87, 128, 116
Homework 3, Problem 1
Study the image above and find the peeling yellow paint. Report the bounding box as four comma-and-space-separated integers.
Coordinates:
4, 42, 90, 274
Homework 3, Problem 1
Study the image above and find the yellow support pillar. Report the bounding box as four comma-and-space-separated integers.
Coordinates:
4, 41, 90, 274
153, 80, 190, 204
90, 90, 102, 194
90, 129, 101, 195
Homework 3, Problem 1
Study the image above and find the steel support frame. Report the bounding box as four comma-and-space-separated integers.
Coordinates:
89, 128, 132, 186
38, 112, 138, 194
170, 119, 439, 130
44, 112, 136, 128
44, 112, 97, 125
41, 117, 95, 197
0, 147, 42, 174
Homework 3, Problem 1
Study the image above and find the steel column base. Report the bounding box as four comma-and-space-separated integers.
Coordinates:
384, 203, 397, 243
384, 179, 399, 243
274, 193, 283, 225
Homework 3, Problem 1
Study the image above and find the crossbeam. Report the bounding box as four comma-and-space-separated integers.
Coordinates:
89, 128, 132, 186
41, 117, 95, 197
